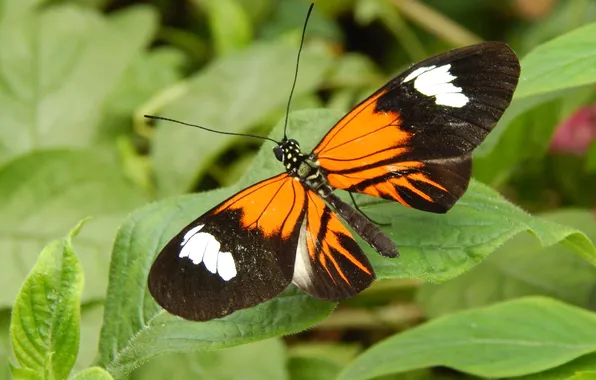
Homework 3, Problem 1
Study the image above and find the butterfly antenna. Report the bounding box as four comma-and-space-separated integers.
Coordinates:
144, 115, 280, 144
282, 2, 314, 141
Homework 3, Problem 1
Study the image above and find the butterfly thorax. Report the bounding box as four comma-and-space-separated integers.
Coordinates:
273, 139, 332, 198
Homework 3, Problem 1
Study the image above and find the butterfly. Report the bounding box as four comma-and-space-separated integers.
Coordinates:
148, 41, 520, 321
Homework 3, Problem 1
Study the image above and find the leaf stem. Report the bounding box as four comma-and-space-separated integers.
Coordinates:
391, 0, 482, 46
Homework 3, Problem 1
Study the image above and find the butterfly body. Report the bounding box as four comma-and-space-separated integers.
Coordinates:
273, 139, 330, 197
148, 42, 521, 321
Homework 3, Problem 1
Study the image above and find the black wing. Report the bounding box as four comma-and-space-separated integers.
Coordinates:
314, 42, 520, 213
148, 174, 307, 321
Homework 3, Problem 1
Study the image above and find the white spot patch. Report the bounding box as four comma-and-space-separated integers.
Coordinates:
202, 236, 220, 274
178, 225, 237, 281
217, 251, 237, 281
181, 224, 204, 245
403, 64, 469, 108
403, 66, 435, 83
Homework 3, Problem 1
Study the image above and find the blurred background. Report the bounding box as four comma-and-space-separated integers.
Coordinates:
1, 0, 596, 379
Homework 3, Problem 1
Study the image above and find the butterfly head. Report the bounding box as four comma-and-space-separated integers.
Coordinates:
273, 138, 306, 173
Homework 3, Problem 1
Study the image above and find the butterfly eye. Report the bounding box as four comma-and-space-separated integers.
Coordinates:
273, 146, 284, 161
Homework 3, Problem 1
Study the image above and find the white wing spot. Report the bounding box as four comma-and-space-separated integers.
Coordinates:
403, 66, 435, 83
403, 64, 469, 108
217, 251, 237, 281
202, 236, 220, 274
178, 227, 237, 281
181, 224, 204, 246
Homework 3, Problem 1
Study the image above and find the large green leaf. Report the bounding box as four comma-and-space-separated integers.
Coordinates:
0, 149, 147, 307
97, 109, 595, 377
514, 22, 596, 100
360, 181, 596, 282
340, 297, 596, 379
514, 353, 596, 380
417, 210, 596, 318
0, 4, 156, 164
150, 41, 333, 197
131, 339, 287, 380
10, 221, 86, 379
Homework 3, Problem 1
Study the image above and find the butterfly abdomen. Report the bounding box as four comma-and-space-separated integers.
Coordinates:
326, 193, 398, 258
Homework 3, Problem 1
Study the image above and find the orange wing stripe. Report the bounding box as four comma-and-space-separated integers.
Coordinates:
325, 215, 372, 275
306, 193, 372, 285
314, 90, 410, 159
392, 177, 433, 202
214, 174, 305, 239
407, 172, 449, 192
323, 251, 349, 284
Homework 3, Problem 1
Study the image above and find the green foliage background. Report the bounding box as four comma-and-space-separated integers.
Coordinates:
3, 0, 596, 379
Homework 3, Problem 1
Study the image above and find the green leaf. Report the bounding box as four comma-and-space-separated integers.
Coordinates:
198, 0, 253, 56
72, 367, 114, 380
96, 188, 334, 377
10, 220, 86, 380
514, 353, 596, 380
98, 109, 595, 377
131, 338, 287, 380
340, 297, 596, 379
359, 178, 596, 282
514, 22, 596, 99
0, 4, 157, 164
151, 41, 333, 197
0, 149, 147, 308
518, 0, 596, 52
571, 372, 596, 380
417, 210, 596, 317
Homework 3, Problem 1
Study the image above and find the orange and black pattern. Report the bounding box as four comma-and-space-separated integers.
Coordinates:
148, 42, 520, 322
315, 42, 519, 213
293, 191, 375, 300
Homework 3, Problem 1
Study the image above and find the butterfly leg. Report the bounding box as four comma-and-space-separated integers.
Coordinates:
326, 193, 398, 258
348, 192, 390, 227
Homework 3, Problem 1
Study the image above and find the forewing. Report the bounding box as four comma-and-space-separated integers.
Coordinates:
313, 42, 520, 213
148, 173, 307, 321
292, 191, 375, 300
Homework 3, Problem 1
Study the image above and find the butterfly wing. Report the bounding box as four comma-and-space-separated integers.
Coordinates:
292, 190, 375, 300
313, 42, 520, 213
148, 173, 308, 321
